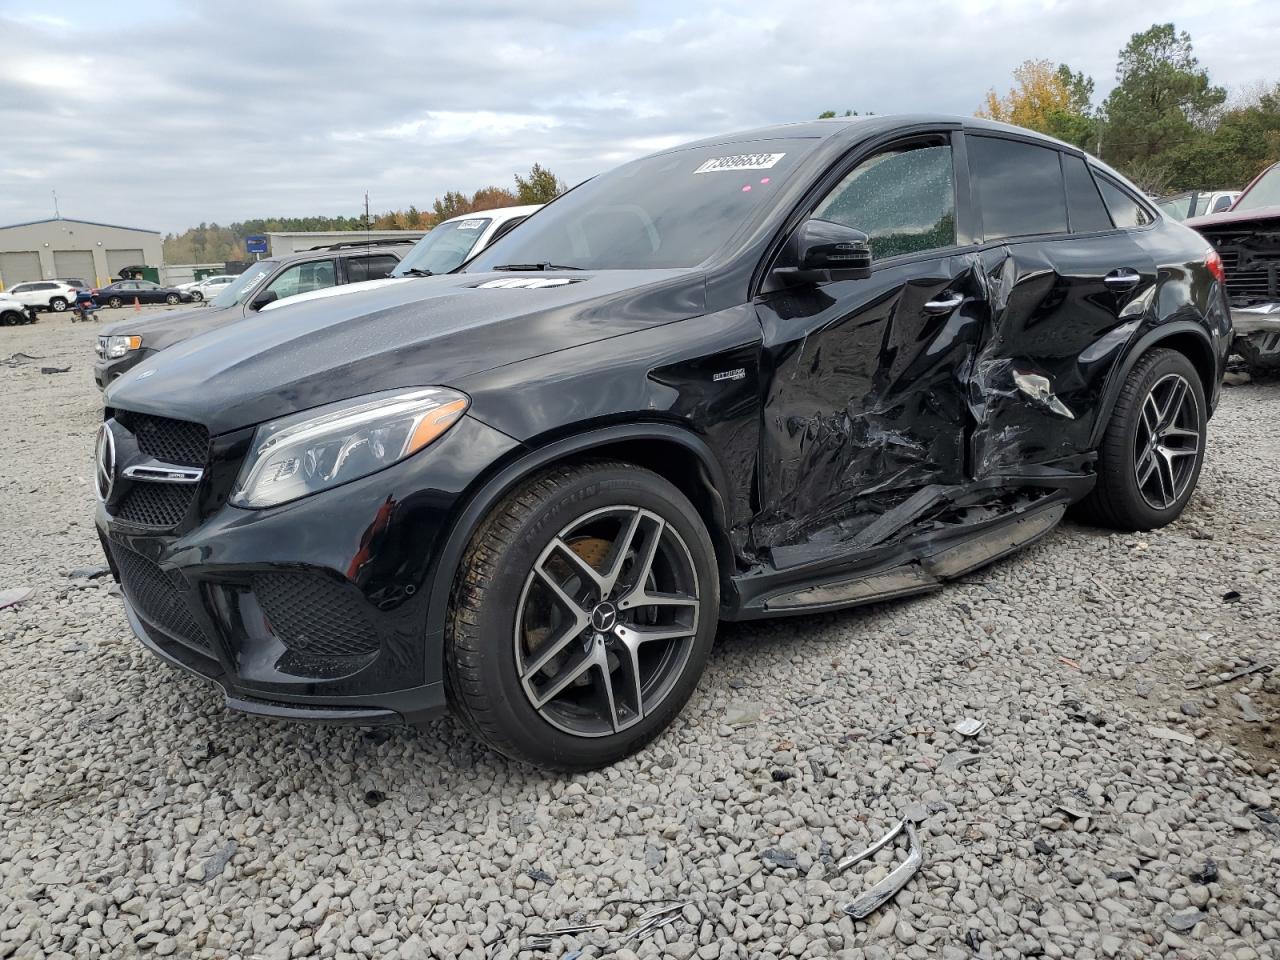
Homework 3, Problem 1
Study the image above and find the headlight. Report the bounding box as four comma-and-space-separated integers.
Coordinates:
230, 387, 469, 509
104, 335, 142, 359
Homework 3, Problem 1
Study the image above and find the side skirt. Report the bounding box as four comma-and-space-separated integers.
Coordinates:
726, 488, 1072, 620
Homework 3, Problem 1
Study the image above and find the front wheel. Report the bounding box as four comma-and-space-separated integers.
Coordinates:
446, 461, 719, 770
1074, 348, 1206, 530
1, 310, 23, 326
190, 291, 203, 302
50, 297, 68, 312
164, 293, 179, 305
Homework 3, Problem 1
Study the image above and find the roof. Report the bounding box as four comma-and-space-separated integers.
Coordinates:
266, 230, 426, 238
439, 204, 541, 225
0, 216, 161, 234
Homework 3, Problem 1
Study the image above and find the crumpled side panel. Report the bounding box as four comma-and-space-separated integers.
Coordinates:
755, 258, 982, 548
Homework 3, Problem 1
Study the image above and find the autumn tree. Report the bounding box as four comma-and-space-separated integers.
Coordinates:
977, 59, 1097, 148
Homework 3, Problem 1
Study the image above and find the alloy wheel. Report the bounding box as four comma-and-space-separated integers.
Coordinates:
513, 505, 700, 738
1133, 372, 1200, 510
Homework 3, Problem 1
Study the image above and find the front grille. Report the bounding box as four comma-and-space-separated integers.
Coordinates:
1219, 248, 1279, 305
116, 482, 196, 528
115, 412, 209, 466
110, 541, 211, 651
253, 572, 379, 657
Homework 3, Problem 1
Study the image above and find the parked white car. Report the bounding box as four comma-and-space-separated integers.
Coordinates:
260, 205, 541, 313
0, 292, 33, 325
1157, 190, 1241, 221
4, 280, 79, 313
182, 274, 237, 302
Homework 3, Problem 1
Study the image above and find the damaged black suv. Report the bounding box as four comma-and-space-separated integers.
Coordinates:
96, 116, 1228, 770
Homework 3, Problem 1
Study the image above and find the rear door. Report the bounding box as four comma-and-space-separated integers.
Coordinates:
342, 254, 399, 284
964, 134, 1157, 475
754, 130, 988, 548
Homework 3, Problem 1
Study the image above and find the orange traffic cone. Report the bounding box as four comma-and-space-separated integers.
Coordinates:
133, 297, 141, 311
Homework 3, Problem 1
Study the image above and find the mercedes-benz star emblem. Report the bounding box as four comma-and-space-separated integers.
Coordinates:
590, 602, 619, 632
94, 422, 116, 502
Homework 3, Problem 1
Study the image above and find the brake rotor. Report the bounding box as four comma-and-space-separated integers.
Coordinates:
522, 536, 612, 658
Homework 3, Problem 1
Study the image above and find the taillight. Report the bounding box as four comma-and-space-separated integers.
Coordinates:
1206, 249, 1225, 284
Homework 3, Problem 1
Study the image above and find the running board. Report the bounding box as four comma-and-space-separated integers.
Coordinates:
761, 499, 1065, 613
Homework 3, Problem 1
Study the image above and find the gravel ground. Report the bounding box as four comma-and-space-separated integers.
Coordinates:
2, 313, 1279, 960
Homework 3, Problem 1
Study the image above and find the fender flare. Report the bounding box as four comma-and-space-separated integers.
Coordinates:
1088, 320, 1218, 449
421, 421, 736, 670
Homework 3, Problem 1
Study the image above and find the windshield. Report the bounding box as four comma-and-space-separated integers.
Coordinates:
211, 263, 273, 308
466, 139, 819, 272
1235, 164, 1280, 213
391, 218, 491, 276
1157, 194, 1192, 221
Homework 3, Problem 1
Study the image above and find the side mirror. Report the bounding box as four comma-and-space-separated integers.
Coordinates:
250, 290, 278, 311
774, 218, 872, 286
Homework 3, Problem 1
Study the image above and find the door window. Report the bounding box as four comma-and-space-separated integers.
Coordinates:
266, 260, 337, 300
1062, 154, 1112, 233
813, 141, 956, 260
1095, 176, 1153, 228
345, 255, 399, 283
969, 136, 1068, 240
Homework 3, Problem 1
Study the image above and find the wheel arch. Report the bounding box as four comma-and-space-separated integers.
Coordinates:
423, 422, 739, 666
1089, 321, 1218, 449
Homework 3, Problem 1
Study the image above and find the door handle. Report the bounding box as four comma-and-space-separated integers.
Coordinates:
923, 293, 964, 315
1104, 268, 1141, 291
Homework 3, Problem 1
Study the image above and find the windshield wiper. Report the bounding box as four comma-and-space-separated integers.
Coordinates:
400, 267, 434, 277
491, 262, 583, 272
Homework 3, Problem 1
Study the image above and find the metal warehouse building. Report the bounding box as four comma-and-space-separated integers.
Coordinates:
0, 217, 164, 288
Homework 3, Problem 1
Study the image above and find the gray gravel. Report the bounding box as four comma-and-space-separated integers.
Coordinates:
3, 313, 1279, 960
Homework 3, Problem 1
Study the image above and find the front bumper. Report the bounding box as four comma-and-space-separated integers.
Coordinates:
96, 414, 521, 725
1231, 302, 1280, 335
93, 348, 152, 390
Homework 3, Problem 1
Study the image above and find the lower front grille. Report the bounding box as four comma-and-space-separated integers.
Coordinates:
254, 572, 379, 657
110, 541, 212, 652
116, 482, 196, 528
1219, 248, 1279, 305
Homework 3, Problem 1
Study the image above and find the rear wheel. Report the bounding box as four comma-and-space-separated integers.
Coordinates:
1075, 348, 1206, 530
446, 461, 719, 770
107, 296, 122, 309
49, 297, 68, 312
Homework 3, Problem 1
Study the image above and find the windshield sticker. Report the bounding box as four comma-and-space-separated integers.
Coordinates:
694, 152, 785, 175
457, 220, 485, 230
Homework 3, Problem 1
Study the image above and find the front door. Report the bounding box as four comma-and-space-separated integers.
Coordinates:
753, 133, 985, 552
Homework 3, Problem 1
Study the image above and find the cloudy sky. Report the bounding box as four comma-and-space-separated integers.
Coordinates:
2, 0, 1277, 234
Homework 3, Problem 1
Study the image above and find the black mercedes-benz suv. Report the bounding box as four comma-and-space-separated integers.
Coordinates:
95, 116, 1229, 769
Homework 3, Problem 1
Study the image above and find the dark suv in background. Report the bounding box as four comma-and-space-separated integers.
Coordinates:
93, 241, 408, 388
95, 116, 1227, 770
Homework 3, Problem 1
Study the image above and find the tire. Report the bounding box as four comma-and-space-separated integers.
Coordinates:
107, 296, 122, 309
1074, 348, 1206, 530
191, 291, 204, 302
165, 294, 179, 305
1, 310, 23, 326
50, 297, 68, 312
445, 460, 720, 770
1237, 333, 1280, 376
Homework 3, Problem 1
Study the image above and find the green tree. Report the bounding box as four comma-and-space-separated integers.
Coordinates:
817, 110, 871, 118
1101, 23, 1226, 167
514, 163, 566, 204
1158, 82, 1280, 190
977, 59, 1097, 149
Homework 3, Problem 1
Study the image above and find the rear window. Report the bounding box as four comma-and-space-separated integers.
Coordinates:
969, 136, 1068, 240
346, 255, 399, 283
1062, 154, 1112, 233
1096, 176, 1153, 228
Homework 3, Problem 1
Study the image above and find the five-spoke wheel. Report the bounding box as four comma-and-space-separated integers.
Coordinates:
1075, 347, 1206, 530
446, 461, 718, 769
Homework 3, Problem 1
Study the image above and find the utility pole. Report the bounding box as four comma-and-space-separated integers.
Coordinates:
364, 192, 371, 248
52, 189, 60, 218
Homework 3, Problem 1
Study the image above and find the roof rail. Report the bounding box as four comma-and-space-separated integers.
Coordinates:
305, 237, 421, 252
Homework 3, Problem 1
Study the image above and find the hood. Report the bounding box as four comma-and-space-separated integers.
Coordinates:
1186, 205, 1280, 230
105, 269, 706, 435
258, 276, 414, 312
99, 305, 241, 348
